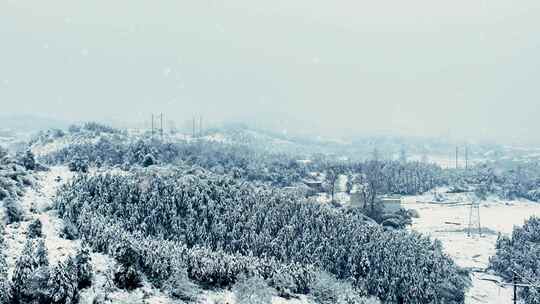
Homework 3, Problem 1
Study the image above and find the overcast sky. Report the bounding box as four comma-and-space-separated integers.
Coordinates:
1, 1, 539, 143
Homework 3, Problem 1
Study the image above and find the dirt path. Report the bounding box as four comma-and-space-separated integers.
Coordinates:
406, 198, 540, 304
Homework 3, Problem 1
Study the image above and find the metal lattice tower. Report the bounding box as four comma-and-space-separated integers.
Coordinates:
467, 201, 482, 237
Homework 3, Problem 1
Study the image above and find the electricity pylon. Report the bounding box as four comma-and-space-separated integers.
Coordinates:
467, 200, 482, 237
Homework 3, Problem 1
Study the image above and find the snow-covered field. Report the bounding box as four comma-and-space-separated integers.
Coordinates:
405, 195, 540, 304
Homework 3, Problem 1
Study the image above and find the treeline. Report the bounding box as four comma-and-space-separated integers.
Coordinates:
490, 216, 540, 304
29, 122, 124, 146
56, 170, 470, 303
37, 123, 446, 196
447, 162, 540, 201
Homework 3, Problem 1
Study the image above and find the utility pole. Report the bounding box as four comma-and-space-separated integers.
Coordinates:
456, 147, 459, 169
160, 113, 163, 140
465, 146, 469, 170
199, 115, 203, 137
192, 116, 196, 138
151, 114, 154, 138
505, 269, 540, 304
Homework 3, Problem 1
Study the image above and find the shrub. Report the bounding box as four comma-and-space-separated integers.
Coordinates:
310, 271, 372, 304
28, 266, 51, 303
27, 218, 43, 239
233, 275, 273, 304
62, 222, 79, 240
4, 198, 24, 224
142, 154, 156, 167
309, 272, 340, 304
34, 239, 49, 267
82, 122, 121, 134
68, 157, 89, 173
47, 258, 79, 304
380, 209, 413, 229
113, 265, 142, 290
163, 268, 200, 302
21, 150, 36, 171
112, 242, 139, 268
270, 271, 297, 299
75, 246, 93, 289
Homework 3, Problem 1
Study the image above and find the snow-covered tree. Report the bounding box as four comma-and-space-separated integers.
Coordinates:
74, 246, 93, 289
34, 239, 49, 267
0, 146, 7, 160
20, 150, 36, 171
4, 198, 23, 224
142, 153, 156, 167
27, 218, 43, 239
12, 240, 37, 303
233, 275, 273, 304
163, 267, 200, 302
55, 166, 468, 303
47, 258, 78, 304
0, 230, 11, 304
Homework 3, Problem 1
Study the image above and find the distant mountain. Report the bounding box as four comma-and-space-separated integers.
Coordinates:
0, 114, 71, 133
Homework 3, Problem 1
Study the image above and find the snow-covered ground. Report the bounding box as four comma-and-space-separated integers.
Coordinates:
3, 166, 76, 277
405, 194, 540, 304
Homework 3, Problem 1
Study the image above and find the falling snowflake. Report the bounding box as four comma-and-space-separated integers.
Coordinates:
163, 67, 172, 77
215, 24, 225, 33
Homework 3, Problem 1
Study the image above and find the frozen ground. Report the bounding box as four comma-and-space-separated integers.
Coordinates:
405, 194, 540, 304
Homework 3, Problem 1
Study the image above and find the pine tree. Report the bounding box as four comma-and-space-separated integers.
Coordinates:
12, 240, 36, 303
142, 154, 156, 167
27, 218, 43, 239
21, 150, 36, 170
0, 248, 11, 304
4, 198, 23, 224
47, 258, 78, 304
0, 278, 11, 304
34, 239, 49, 267
74, 246, 93, 289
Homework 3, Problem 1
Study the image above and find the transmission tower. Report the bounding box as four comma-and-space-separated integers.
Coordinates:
467, 200, 482, 237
